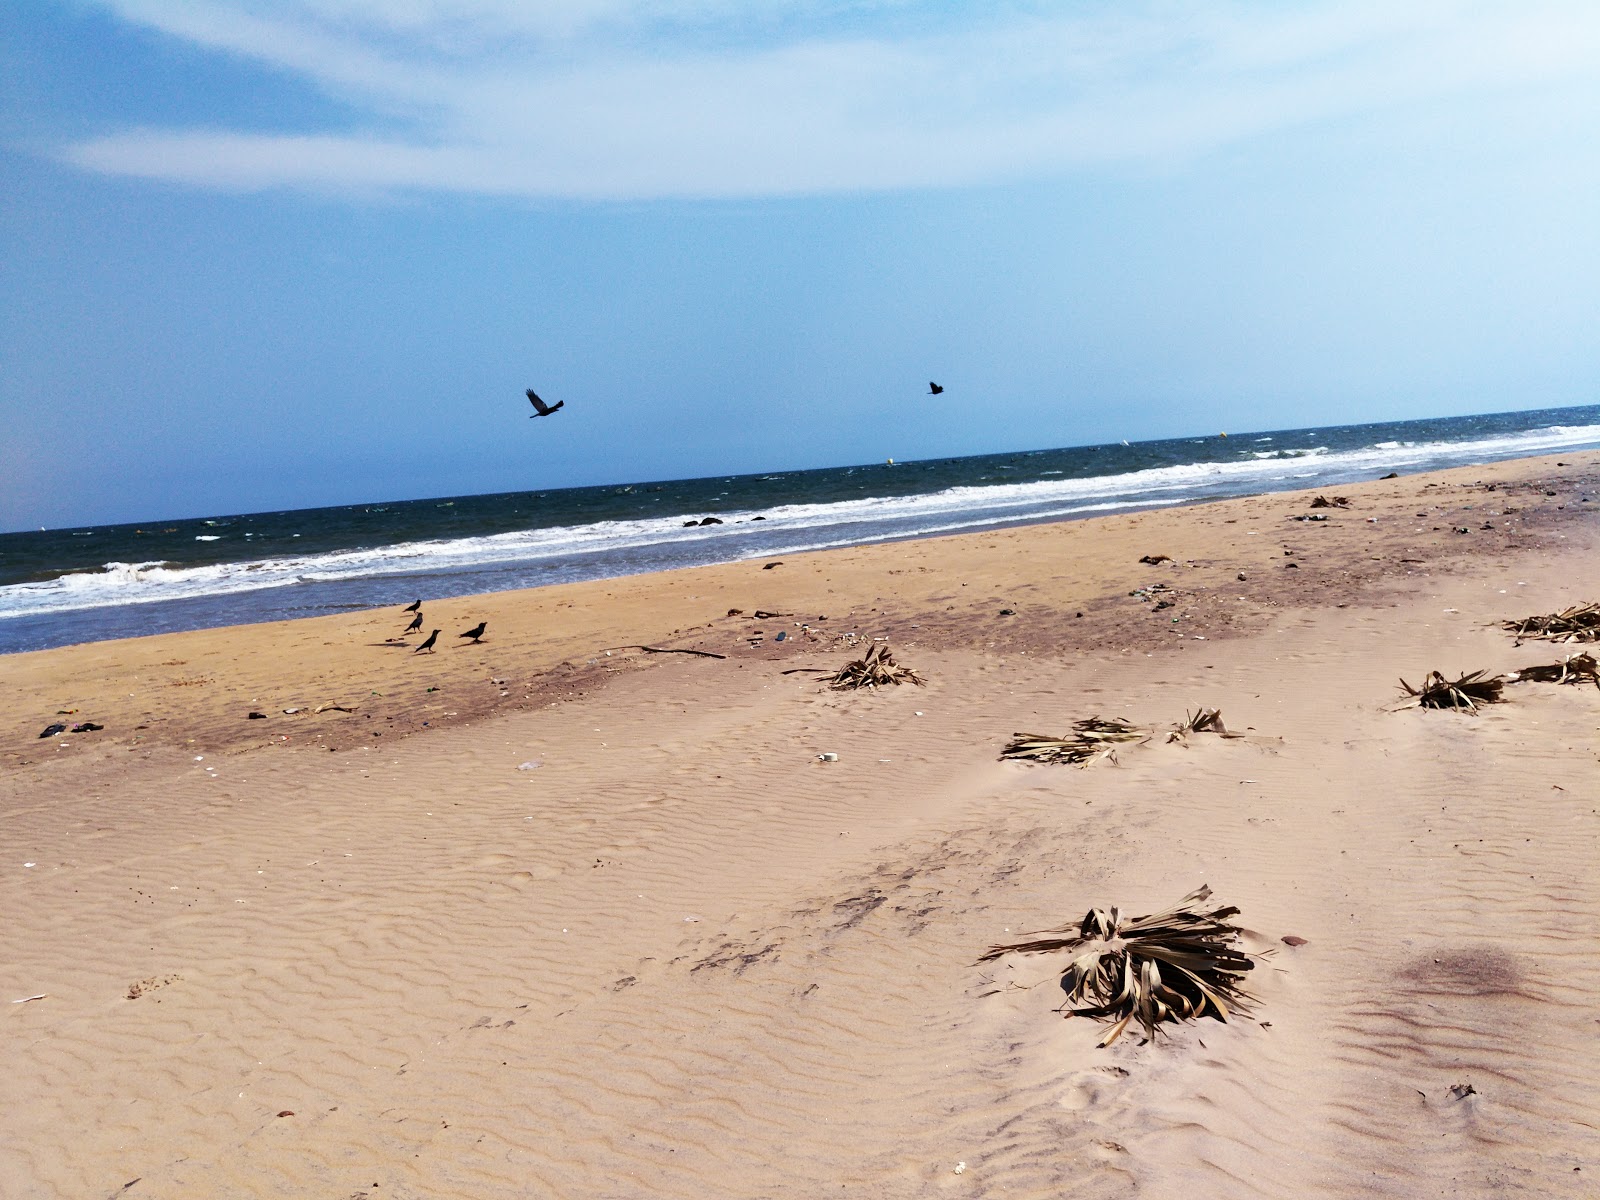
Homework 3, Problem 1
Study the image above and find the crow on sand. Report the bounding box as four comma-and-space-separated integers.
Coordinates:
413, 630, 440, 654
928, 381, 944, 395
527, 389, 564, 418
402, 599, 421, 612
460, 621, 487, 643
403, 612, 424, 635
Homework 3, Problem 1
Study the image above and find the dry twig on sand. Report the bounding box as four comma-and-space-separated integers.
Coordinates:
1500, 603, 1600, 644
1398, 670, 1505, 711
1507, 652, 1600, 688
1001, 718, 1148, 766
821, 643, 925, 690
977, 885, 1256, 1046
1309, 495, 1350, 509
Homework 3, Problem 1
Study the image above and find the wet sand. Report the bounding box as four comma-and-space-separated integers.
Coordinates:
3, 452, 1599, 1198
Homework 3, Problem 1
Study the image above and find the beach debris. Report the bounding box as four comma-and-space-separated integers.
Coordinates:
726, 608, 744, 617
1168, 708, 1242, 743
37, 724, 66, 739
313, 702, 357, 714
820, 644, 926, 690
517, 760, 542, 770
1280, 935, 1309, 947
1139, 554, 1172, 565
55, 709, 78, 715
1501, 602, 1600, 644
604, 644, 727, 659
10, 994, 47, 1004
1001, 718, 1148, 766
775, 631, 787, 642
1448, 1083, 1477, 1102
977, 885, 1255, 1046
277, 1111, 295, 1118
1380, 471, 1399, 479
817, 752, 839, 762
763, 561, 782, 569
1506, 652, 1600, 687
282, 708, 303, 714
1290, 513, 1328, 522
1309, 495, 1350, 509
998, 608, 1016, 616
247, 711, 267, 719
70, 722, 104, 732
752, 610, 789, 619
1398, 670, 1505, 711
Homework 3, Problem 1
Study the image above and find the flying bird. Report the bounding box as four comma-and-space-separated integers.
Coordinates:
402, 599, 421, 612
460, 621, 487, 643
928, 381, 944, 395
413, 630, 440, 654
403, 612, 423, 635
527, 389, 565, 418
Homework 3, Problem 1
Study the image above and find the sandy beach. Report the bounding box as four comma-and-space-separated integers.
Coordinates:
4, 451, 1599, 1199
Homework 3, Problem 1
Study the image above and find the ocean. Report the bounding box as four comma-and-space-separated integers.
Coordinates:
4, 404, 1598, 655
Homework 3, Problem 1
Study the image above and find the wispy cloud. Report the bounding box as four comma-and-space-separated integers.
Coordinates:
59, 0, 1600, 198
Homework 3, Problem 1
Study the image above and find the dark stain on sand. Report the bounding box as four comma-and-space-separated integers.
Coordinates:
1400, 946, 1529, 997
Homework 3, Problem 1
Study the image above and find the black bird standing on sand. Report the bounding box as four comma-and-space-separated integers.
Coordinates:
526, 389, 564, 418
460, 621, 488, 644
928, 381, 944, 395
413, 630, 440, 654
403, 612, 424, 635
402, 599, 421, 612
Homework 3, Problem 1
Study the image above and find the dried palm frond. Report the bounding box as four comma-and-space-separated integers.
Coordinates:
1309, 495, 1350, 509
1167, 707, 1243, 742
824, 643, 925, 690
978, 885, 1255, 1046
1507, 652, 1600, 687
1500, 603, 1600, 644
1001, 718, 1148, 765
1398, 669, 1505, 711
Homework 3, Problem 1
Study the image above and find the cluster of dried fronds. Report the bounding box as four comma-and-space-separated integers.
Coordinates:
825, 643, 925, 690
1167, 707, 1242, 743
1501, 603, 1600, 644
1399, 670, 1504, 710
978, 886, 1256, 1046
1001, 718, 1148, 765
1508, 652, 1600, 688
1309, 495, 1350, 509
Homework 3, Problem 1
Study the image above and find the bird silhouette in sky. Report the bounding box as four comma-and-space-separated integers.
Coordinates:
403, 612, 423, 635
413, 629, 440, 654
402, 599, 421, 613
527, 389, 564, 417
460, 621, 487, 643
928, 381, 944, 395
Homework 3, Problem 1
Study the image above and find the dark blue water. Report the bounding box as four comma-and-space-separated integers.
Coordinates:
4, 404, 1598, 654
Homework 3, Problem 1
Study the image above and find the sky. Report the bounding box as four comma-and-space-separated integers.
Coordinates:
3, 0, 1600, 531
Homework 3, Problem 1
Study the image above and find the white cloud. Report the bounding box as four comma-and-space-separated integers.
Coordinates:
60, 0, 1600, 199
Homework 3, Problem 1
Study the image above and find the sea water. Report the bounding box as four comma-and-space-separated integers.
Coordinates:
3, 404, 1598, 654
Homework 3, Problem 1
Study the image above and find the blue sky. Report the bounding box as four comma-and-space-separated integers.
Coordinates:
4, 1, 1599, 531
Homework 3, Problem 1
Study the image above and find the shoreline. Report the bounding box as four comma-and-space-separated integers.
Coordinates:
5, 450, 1596, 774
